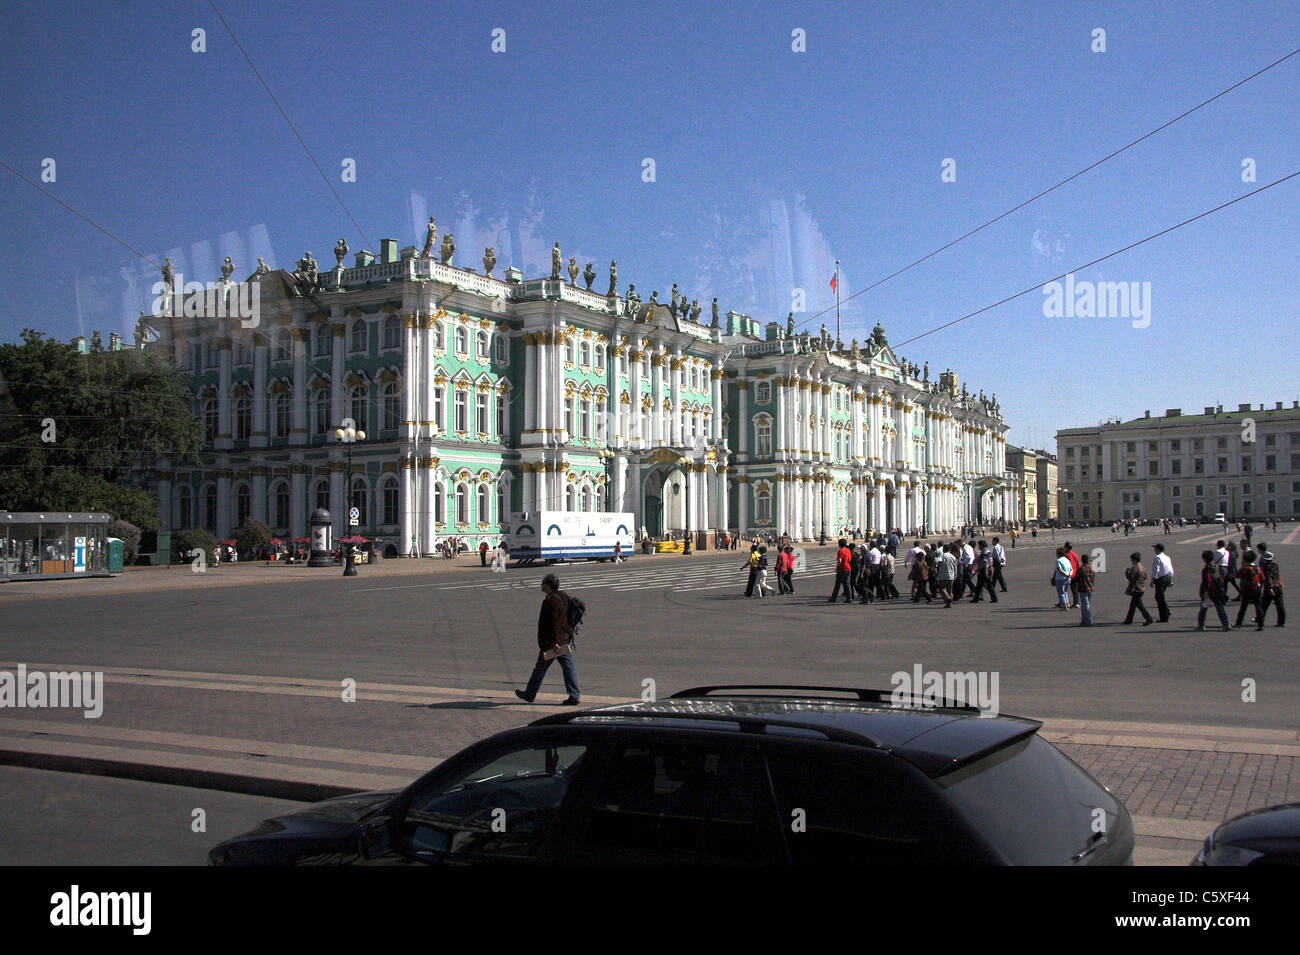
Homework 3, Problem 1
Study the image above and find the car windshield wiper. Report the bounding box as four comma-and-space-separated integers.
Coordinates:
1070, 831, 1107, 863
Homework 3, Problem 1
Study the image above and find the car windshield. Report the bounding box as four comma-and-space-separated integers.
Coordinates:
937, 735, 1118, 865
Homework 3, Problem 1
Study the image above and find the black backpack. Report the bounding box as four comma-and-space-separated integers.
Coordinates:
565, 594, 586, 633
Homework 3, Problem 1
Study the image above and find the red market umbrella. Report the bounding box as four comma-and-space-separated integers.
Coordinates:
339, 535, 371, 544
218, 539, 237, 546
269, 537, 285, 545
291, 537, 310, 544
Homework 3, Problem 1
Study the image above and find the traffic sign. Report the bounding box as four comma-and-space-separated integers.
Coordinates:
349, 506, 359, 526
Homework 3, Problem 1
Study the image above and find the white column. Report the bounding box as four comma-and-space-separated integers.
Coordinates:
710, 369, 721, 441
717, 469, 729, 533
670, 351, 683, 445
400, 460, 413, 555
291, 469, 306, 538
290, 325, 307, 444
252, 336, 267, 447
216, 338, 232, 448
524, 335, 537, 432
737, 379, 749, 456
331, 313, 346, 428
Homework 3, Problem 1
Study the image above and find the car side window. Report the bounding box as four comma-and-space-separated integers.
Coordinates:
572, 740, 769, 864
400, 744, 587, 861
763, 744, 934, 864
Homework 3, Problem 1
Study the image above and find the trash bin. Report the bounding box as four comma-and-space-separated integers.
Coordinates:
107, 537, 124, 572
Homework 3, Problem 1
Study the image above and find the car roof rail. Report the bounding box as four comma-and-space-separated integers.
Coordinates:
669, 683, 983, 712
529, 709, 880, 748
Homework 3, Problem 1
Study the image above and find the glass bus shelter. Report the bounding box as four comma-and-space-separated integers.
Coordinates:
0, 512, 111, 579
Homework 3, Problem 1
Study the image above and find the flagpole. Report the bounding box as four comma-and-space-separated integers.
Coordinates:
834, 259, 841, 348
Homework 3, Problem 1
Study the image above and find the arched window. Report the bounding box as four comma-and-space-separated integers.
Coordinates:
755, 380, 771, 403
234, 340, 251, 365
350, 477, 368, 526
201, 397, 218, 443
433, 319, 445, 350
454, 325, 468, 356
313, 389, 330, 436
495, 333, 507, 364
563, 338, 574, 365
382, 382, 399, 431
594, 344, 605, 373
595, 484, 605, 512
497, 481, 508, 522
316, 325, 330, 357
273, 392, 290, 438
349, 385, 367, 431
563, 395, 574, 437
579, 397, 591, 440
272, 481, 290, 529
273, 330, 292, 362
433, 384, 445, 432
433, 481, 446, 525
455, 483, 469, 524
476, 331, 489, 362
203, 484, 217, 530
496, 390, 508, 440
565, 484, 576, 511
382, 476, 399, 525
580, 485, 592, 512
350, 319, 367, 354
383, 315, 400, 350
754, 415, 772, 457
313, 479, 329, 512
235, 484, 251, 528
755, 486, 772, 523
690, 365, 699, 391
579, 341, 591, 367
477, 483, 491, 524
176, 485, 192, 529
233, 397, 251, 441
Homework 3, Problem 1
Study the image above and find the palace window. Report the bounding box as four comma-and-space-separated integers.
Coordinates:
564, 339, 575, 365
273, 482, 290, 528
594, 345, 605, 373
478, 483, 491, 523
564, 396, 574, 437
273, 393, 290, 437
273, 330, 292, 362
496, 391, 508, 440
313, 479, 329, 513
433, 386, 445, 432
382, 383, 400, 431
350, 477, 368, 526
498, 483, 508, 523
454, 326, 469, 356
176, 486, 192, 529
755, 487, 772, 523
755, 380, 771, 403
382, 477, 398, 525
755, 416, 773, 457
495, 334, 507, 364
350, 320, 368, 354
201, 397, 218, 443
476, 391, 489, 435
434, 482, 445, 524
579, 399, 591, 440
433, 319, 445, 351
455, 483, 469, 524
314, 390, 330, 436
349, 385, 367, 431
235, 484, 251, 527
234, 341, 251, 365
234, 397, 251, 441
316, 325, 331, 357
454, 389, 468, 433
579, 341, 591, 367
203, 485, 217, 530
383, 316, 400, 350
477, 331, 489, 363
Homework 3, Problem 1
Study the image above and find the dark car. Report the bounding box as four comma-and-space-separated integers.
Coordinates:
1192, 803, 1300, 865
208, 685, 1134, 866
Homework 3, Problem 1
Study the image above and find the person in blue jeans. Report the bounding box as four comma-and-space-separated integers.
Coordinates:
1076, 553, 1095, 625
515, 573, 580, 705
1053, 547, 1072, 610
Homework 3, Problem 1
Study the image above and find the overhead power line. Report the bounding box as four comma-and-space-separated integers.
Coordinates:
797, 46, 1300, 336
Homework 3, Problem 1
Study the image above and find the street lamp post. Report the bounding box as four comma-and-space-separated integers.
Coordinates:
334, 423, 366, 575
677, 455, 692, 554
598, 448, 615, 511
815, 466, 828, 544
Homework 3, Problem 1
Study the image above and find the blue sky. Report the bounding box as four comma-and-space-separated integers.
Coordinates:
1, 0, 1297, 451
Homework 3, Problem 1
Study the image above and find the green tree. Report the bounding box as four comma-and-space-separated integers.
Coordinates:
235, 518, 271, 561
0, 329, 201, 528
173, 528, 216, 561
108, 518, 142, 564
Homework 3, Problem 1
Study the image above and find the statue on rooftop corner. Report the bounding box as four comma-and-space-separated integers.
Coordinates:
786, 311, 795, 337
851, 338, 861, 359
482, 247, 497, 277
421, 216, 437, 258
819, 323, 829, 350
295, 251, 319, 288
567, 257, 578, 285
255, 257, 270, 275
670, 284, 679, 312
221, 256, 235, 282
161, 257, 174, 293
439, 233, 455, 266
923, 361, 929, 382
624, 283, 639, 316
334, 239, 348, 269
689, 299, 701, 323
608, 260, 618, 296
711, 297, 719, 327
550, 243, 562, 280
583, 262, 596, 291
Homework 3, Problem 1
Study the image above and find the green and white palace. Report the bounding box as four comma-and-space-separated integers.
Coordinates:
148, 233, 1018, 555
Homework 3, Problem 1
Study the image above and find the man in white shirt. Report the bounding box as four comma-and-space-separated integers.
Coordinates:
868, 544, 884, 599
1151, 542, 1174, 623
991, 536, 1008, 593
1214, 539, 1231, 586
959, 540, 976, 598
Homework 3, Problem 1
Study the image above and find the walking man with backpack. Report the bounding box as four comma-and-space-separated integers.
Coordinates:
514, 573, 580, 705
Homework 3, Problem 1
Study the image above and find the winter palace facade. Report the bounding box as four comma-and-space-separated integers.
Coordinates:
149, 235, 1018, 554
